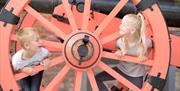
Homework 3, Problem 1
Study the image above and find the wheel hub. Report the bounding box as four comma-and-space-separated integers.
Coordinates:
63, 32, 102, 70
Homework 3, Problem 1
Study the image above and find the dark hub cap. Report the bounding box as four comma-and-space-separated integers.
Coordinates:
63, 32, 102, 70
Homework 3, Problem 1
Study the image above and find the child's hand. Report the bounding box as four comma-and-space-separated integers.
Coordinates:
30, 69, 39, 76
138, 56, 147, 62
115, 50, 126, 57
21, 67, 39, 76
40, 58, 50, 69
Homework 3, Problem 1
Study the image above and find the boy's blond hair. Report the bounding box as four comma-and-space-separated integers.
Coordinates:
17, 27, 37, 48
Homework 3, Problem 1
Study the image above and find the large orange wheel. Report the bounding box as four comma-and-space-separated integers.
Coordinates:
0, 0, 170, 91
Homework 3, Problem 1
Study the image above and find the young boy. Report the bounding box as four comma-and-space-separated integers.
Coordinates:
12, 27, 50, 91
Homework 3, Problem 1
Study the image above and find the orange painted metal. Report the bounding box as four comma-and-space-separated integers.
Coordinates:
0, 0, 177, 91
0, 0, 31, 90
117, 82, 128, 91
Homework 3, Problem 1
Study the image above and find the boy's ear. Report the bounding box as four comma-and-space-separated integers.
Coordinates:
24, 42, 30, 49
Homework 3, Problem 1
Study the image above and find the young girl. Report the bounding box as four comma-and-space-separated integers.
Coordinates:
95, 13, 152, 91
12, 27, 50, 91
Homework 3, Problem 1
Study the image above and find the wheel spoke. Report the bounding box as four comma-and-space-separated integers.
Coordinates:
44, 64, 71, 91
48, 55, 65, 68
102, 51, 153, 66
15, 55, 65, 80
73, 70, 83, 91
87, 69, 99, 91
94, 0, 128, 36
42, 40, 63, 51
97, 61, 141, 91
82, 0, 91, 31
62, 0, 78, 32
20, 13, 37, 28
101, 31, 122, 45
10, 34, 17, 41
24, 5, 67, 40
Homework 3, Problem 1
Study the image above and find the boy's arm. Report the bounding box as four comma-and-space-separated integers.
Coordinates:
40, 58, 50, 69
20, 67, 38, 76
12, 61, 32, 71
21, 67, 32, 73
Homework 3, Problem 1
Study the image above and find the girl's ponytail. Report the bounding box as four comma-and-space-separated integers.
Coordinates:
137, 13, 148, 58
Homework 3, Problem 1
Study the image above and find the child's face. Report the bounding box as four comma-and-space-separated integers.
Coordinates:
25, 32, 42, 53
119, 16, 136, 35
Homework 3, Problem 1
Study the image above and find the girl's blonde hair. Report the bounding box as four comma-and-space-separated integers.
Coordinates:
122, 13, 148, 58
17, 27, 37, 48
